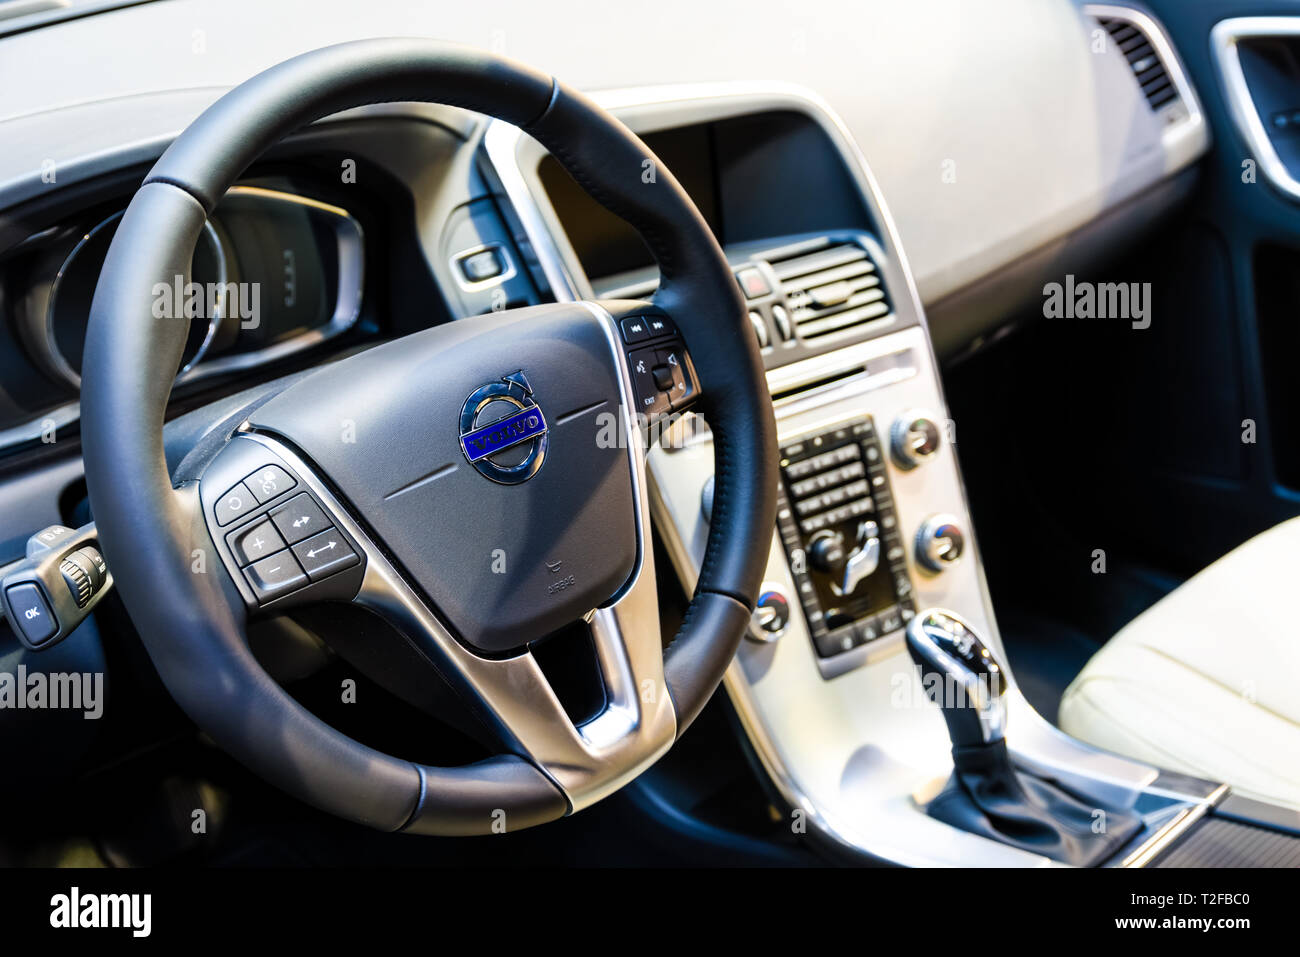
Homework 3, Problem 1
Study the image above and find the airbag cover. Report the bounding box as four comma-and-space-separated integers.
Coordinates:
249, 305, 637, 653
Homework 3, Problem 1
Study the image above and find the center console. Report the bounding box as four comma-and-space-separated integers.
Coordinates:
484, 83, 1231, 866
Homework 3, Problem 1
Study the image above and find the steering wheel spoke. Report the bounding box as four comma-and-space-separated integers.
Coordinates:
191, 300, 678, 809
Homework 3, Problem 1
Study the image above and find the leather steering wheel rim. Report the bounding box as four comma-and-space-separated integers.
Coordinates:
81, 38, 777, 835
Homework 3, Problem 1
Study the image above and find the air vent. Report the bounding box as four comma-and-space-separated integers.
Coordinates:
770, 241, 891, 342
1097, 15, 1180, 113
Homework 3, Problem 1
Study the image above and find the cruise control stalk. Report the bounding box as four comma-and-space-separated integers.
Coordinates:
0, 522, 112, 650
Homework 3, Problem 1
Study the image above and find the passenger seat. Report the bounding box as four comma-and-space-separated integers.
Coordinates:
1059, 517, 1300, 812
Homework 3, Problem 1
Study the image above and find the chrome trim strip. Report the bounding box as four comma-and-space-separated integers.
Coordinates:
240, 302, 675, 813
1121, 783, 1230, 868
0, 400, 81, 449
483, 121, 580, 300
1211, 16, 1300, 202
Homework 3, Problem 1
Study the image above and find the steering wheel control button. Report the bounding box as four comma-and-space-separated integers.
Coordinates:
644, 314, 676, 338
655, 345, 694, 408
890, 410, 942, 470
651, 363, 676, 393
230, 519, 286, 566
270, 493, 329, 545
26, 525, 76, 560
215, 482, 256, 526
619, 316, 651, 344
5, 582, 57, 646
75, 546, 109, 588
628, 347, 672, 417
915, 514, 966, 573
59, 552, 98, 607
292, 529, 360, 581
245, 464, 297, 504
243, 551, 308, 602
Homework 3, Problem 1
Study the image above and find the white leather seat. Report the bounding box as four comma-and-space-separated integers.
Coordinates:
1059, 517, 1300, 812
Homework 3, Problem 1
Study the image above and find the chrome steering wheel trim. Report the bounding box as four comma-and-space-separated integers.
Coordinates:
232, 301, 676, 813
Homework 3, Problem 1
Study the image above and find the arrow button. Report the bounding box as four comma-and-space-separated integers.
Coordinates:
269, 493, 329, 545
292, 528, 359, 581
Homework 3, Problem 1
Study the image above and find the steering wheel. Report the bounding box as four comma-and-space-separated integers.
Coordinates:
80, 39, 777, 835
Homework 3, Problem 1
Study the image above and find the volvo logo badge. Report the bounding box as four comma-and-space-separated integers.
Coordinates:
459, 371, 548, 485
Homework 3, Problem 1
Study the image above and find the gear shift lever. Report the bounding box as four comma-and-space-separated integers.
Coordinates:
904, 608, 1006, 747
906, 608, 1141, 866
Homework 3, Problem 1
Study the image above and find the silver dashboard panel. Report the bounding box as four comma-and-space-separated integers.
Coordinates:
650, 326, 1217, 866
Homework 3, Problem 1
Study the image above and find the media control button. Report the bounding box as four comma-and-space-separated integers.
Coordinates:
644, 314, 676, 338
857, 615, 882, 644
619, 316, 651, 344
878, 606, 904, 635
814, 625, 859, 658
628, 347, 671, 417
655, 344, 694, 408
270, 493, 329, 545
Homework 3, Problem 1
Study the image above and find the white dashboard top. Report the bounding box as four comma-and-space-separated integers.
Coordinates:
0, 0, 1205, 310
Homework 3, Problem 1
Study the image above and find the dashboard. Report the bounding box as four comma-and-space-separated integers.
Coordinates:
0, 0, 1210, 643
0, 0, 1221, 866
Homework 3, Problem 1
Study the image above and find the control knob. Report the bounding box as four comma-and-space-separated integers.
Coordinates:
809, 523, 880, 596
890, 410, 942, 470
915, 514, 965, 573
748, 586, 791, 643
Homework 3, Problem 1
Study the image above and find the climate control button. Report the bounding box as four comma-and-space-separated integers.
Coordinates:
890, 410, 942, 469
915, 514, 965, 573
748, 587, 791, 643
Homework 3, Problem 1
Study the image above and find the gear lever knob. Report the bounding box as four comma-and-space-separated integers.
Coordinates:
905, 608, 1007, 748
